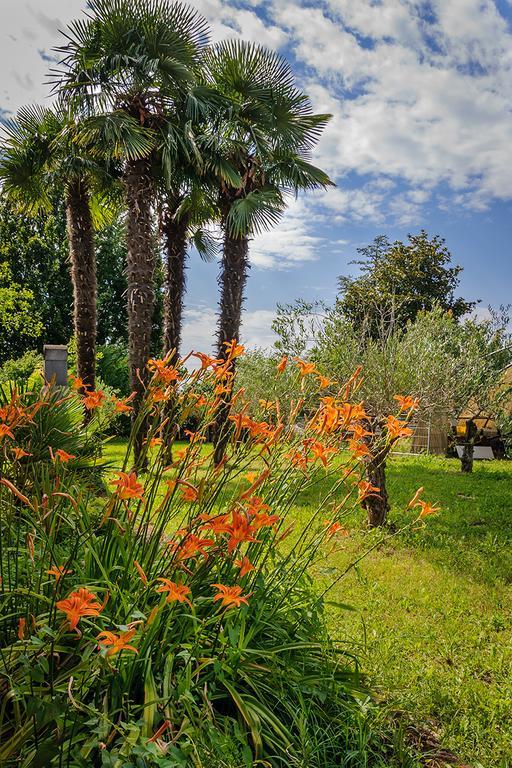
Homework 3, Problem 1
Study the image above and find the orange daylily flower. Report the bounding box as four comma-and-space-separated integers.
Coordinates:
236, 556, 256, 577
83, 390, 105, 410
212, 583, 250, 609
407, 487, 424, 509
251, 511, 280, 530
385, 415, 413, 440
148, 357, 180, 384
294, 358, 317, 376
226, 510, 259, 553
348, 422, 372, 440
110, 471, 144, 501
245, 472, 258, 484
170, 534, 215, 562
114, 398, 134, 414
150, 387, 168, 403
416, 500, 441, 518
12, 447, 31, 460
309, 441, 337, 467
276, 355, 288, 374
48, 565, 72, 582
17, 617, 26, 640
348, 439, 371, 459
149, 437, 163, 449
134, 560, 148, 586
192, 351, 221, 370
191, 393, 208, 407
180, 484, 200, 503
309, 400, 342, 435
56, 588, 104, 631
97, 628, 138, 656
0, 424, 15, 440
223, 340, 245, 359
357, 481, 381, 501
69, 375, 85, 391
156, 579, 192, 606
317, 375, 333, 389
200, 513, 232, 535
53, 449, 76, 464
287, 449, 309, 470
394, 395, 420, 413
324, 520, 349, 538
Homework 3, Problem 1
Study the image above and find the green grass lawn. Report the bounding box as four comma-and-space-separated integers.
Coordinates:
103, 440, 512, 767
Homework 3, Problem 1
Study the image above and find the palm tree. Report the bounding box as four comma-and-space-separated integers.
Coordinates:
160, 181, 217, 361
56, 0, 210, 452
201, 41, 333, 461
0, 103, 116, 392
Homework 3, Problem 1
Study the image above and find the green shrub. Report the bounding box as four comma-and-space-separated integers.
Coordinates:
0, 349, 43, 387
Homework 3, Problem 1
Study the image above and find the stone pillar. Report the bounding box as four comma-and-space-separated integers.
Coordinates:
44, 345, 68, 387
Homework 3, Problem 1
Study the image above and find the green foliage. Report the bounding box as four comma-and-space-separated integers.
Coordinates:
97, 343, 130, 395
0, 357, 421, 767
0, 350, 43, 386
337, 231, 476, 336
275, 300, 511, 428
0, 195, 71, 360
0, 263, 43, 359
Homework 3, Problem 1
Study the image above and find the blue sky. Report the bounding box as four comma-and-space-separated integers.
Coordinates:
2, 0, 512, 351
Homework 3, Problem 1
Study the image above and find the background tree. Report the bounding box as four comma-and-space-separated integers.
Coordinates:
338, 231, 476, 337
0, 103, 117, 391
202, 40, 332, 462
273, 300, 511, 524
0, 195, 71, 361
58, 0, 210, 457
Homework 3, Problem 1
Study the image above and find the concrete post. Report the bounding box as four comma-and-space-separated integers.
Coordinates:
43, 345, 68, 387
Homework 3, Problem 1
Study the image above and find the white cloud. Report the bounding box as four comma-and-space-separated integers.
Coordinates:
249, 196, 325, 268
181, 305, 276, 356
270, 0, 512, 212
0, 1, 86, 115
2, 0, 512, 234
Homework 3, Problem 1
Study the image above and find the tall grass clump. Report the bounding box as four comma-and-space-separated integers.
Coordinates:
0, 347, 433, 766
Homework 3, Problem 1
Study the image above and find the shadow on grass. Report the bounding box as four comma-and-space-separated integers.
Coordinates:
294, 455, 512, 586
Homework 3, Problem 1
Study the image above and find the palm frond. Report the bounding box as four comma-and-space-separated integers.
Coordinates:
225, 188, 285, 238
269, 155, 334, 192
78, 112, 156, 160
55, 0, 210, 104
190, 227, 219, 262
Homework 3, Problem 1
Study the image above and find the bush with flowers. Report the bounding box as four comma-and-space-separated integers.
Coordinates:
0, 346, 437, 766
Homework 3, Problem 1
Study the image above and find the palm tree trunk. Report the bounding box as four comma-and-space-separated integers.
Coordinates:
66, 178, 96, 393
161, 207, 189, 462
213, 228, 250, 465
124, 156, 156, 463
162, 210, 189, 361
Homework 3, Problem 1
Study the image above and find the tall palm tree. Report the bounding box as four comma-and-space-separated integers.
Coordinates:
56, 0, 210, 453
0, 103, 116, 392
201, 41, 333, 461
160, 181, 217, 361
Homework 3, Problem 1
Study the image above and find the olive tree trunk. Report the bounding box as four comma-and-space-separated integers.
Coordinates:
213, 229, 250, 465
461, 418, 477, 473
66, 178, 96, 393
362, 455, 390, 528
124, 156, 156, 462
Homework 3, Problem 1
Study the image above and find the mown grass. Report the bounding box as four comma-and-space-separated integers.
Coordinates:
103, 440, 512, 767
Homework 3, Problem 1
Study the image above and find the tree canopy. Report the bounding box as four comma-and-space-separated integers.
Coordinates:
337, 231, 476, 336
